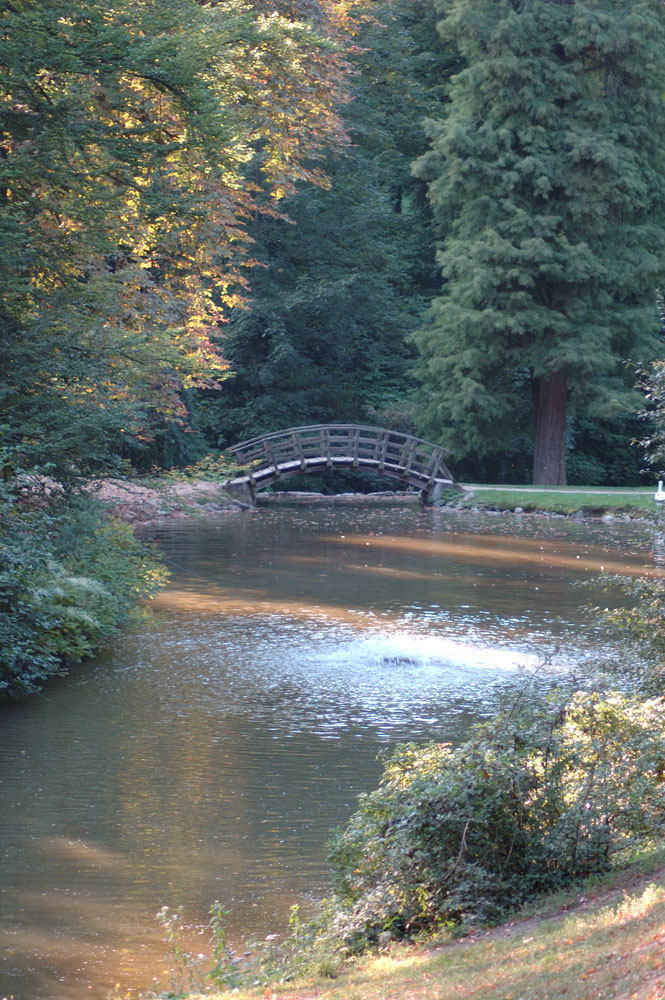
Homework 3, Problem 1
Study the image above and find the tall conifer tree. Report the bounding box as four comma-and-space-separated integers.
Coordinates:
413, 0, 665, 484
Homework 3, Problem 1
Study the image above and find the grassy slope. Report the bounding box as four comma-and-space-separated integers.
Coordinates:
189, 855, 665, 1000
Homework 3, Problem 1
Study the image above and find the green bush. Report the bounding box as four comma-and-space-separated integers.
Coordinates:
0, 493, 167, 696
592, 575, 665, 695
327, 689, 665, 948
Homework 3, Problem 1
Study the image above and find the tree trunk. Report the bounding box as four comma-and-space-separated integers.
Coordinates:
532, 366, 567, 485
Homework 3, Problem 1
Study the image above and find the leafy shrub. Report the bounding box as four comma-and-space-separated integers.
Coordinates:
0, 493, 167, 697
326, 689, 665, 948
592, 574, 665, 695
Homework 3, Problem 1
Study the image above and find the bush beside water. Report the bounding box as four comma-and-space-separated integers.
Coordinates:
325, 688, 665, 949
149, 688, 665, 997
0, 490, 167, 697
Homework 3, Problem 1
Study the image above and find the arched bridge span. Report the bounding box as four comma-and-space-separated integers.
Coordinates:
224, 424, 457, 503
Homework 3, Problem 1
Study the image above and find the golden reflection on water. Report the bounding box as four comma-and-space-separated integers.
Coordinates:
152, 589, 376, 623
20, 887, 304, 1000
341, 563, 445, 581
40, 836, 132, 872
282, 552, 446, 582
5, 902, 207, 1000
320, 533, 663, 577
3, 846, 172, 1000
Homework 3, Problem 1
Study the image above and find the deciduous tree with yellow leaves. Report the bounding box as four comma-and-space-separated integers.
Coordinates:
0, 0, 353, 477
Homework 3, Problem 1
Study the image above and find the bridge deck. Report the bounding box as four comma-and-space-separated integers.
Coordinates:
225, 424, 456, 500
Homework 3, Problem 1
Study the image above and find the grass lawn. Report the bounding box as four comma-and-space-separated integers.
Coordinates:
456, 485, 662, 517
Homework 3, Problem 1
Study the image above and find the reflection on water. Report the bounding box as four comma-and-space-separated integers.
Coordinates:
0, 505, 660, 999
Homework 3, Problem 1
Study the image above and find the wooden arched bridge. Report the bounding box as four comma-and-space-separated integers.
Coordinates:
224, 424, 457, 504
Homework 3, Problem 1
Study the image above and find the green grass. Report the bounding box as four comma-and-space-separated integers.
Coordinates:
456, 484, 661, 516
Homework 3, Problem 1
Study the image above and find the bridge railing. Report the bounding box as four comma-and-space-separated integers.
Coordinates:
229, 424, 454, 487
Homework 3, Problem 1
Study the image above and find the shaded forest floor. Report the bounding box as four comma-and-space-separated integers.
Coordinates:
91, 478, 420, 524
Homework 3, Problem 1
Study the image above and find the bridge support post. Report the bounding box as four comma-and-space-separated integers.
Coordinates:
225, 481, 256, 506
429, 482, 447, 504
425, 481, 462, 505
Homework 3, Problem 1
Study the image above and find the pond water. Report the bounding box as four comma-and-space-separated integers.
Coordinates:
0, 503, 662, 1000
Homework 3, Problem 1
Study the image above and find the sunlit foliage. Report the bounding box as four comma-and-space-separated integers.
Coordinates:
0, 0, 362, 693
327, 688, 665, 946
0, 0, 353, 476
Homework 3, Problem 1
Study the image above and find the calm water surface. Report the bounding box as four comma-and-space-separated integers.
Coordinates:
0, 504, 662, 999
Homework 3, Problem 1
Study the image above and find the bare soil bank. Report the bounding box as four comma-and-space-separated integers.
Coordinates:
91, 480, 421, 524
90, 477, 239, 524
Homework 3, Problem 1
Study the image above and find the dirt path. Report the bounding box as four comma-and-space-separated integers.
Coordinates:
90, 477, 240, 524
91, 479, 422, 524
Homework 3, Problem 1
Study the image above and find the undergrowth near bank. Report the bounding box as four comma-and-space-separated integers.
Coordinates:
153, 865, 665, 1000
326, 687, 665, 948
0, 486, 167, 696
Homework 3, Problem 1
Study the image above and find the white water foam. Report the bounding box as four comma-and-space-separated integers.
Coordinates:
309, 632, 542, 677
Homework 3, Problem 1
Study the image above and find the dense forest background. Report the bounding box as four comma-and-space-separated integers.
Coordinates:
5, 0, 665, 491
4, 0, 665, 691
